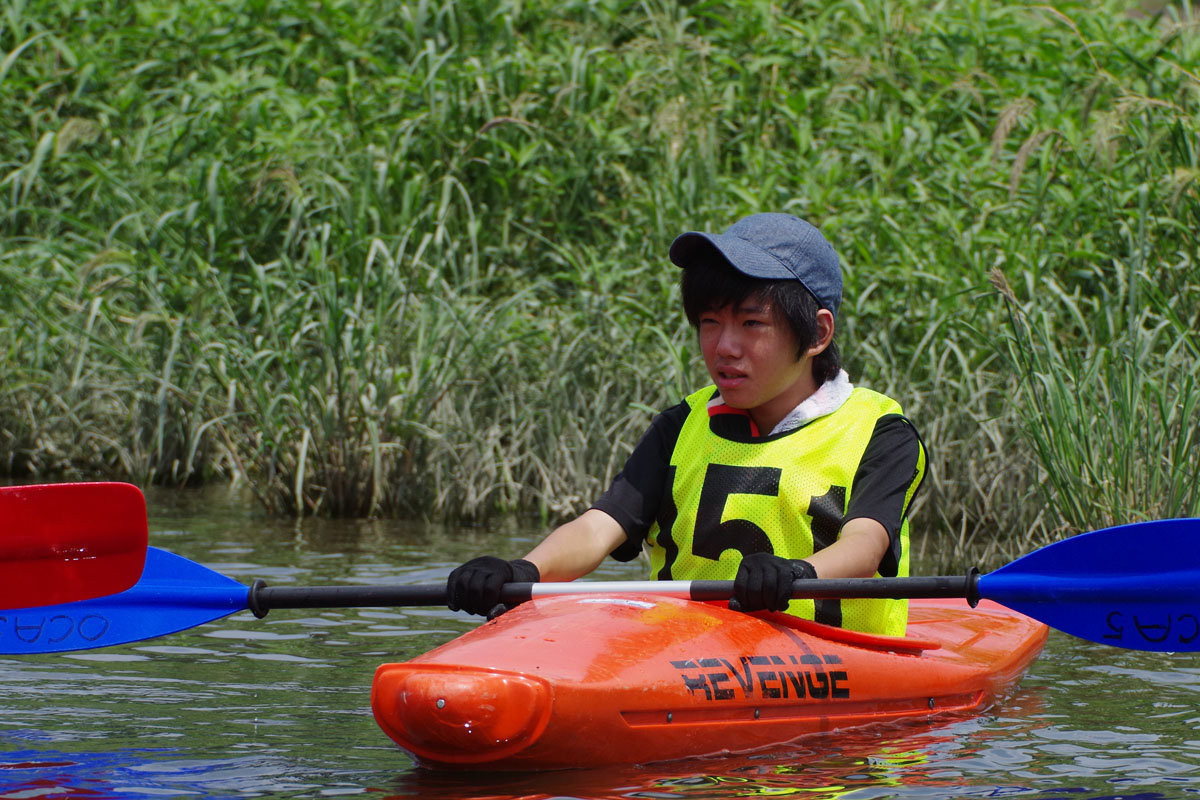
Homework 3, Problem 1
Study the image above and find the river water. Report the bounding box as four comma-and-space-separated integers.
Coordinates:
1, 488, 1198, 799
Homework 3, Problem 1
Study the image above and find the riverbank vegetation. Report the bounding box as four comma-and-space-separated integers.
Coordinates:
2, 0, 1197, 565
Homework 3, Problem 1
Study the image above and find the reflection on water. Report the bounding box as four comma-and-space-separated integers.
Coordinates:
1, 487, 1198, 799
0, 747, 344, 798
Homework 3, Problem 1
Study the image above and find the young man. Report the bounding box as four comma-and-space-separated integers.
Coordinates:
447, 213, 926, 636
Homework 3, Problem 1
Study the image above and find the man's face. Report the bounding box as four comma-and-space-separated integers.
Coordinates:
697, 296, 811, 430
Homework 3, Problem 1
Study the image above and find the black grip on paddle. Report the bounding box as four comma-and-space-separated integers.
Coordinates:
245, 581, 539, 617
247, 581, 452, 617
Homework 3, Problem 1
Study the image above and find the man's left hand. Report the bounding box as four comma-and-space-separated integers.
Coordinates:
732, 553, 817, 612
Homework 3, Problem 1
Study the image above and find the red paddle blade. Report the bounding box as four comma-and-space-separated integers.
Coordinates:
0, 482, 148, 608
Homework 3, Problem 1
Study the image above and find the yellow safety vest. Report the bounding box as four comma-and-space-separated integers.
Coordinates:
648, 385, 919, 636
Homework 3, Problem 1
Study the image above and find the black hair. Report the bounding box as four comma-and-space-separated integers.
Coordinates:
680, 253, 841, 384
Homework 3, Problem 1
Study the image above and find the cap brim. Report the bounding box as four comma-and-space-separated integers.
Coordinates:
669, 232, 796, 280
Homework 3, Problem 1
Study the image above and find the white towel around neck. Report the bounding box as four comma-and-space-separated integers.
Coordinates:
768, 369, 854, 436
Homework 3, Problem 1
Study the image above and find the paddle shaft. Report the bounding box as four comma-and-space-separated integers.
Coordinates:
245, 572, 980, 617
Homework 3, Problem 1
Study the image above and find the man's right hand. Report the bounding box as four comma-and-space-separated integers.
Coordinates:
446, 556, 540, 617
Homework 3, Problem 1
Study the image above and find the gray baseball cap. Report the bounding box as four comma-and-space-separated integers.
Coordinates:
669, 213, 842, 317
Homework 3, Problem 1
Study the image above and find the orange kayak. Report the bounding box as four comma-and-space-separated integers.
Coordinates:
371, 595, 1047, 770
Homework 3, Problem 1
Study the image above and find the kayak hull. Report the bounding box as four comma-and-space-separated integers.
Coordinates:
371, 595, 1047, 770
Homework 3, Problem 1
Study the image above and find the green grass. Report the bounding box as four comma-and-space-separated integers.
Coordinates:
2, 0, 1198, 566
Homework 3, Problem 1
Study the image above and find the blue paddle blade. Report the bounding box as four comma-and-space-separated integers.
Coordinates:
0, 547, 250, 654
978, 518, 1200, 652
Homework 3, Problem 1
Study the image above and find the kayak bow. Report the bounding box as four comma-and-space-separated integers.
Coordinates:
372, 595, 1048, 769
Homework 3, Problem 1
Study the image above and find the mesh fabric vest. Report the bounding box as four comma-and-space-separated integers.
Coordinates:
648, 385, 915, 636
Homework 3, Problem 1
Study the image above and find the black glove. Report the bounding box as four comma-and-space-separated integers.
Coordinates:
731, 553, 817, 613
446, 556, 540, 617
